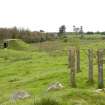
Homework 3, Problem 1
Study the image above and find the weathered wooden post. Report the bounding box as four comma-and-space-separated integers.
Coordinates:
88, 49, 94, 83
69, 48, 76, 87
97, 49, 104, 89
76, 48, 81, 72
68, 49, 71, 68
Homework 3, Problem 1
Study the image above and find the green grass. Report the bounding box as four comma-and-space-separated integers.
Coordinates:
0, 38, 105, 105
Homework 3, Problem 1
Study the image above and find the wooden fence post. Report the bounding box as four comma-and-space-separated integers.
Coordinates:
88, 49, 94, 83
97, 49, 104, 89
76, 48, 81, 72
69, 48, 76, 87
68, 49, 71, 68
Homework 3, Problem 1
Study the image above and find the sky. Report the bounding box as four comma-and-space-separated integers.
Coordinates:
0, 0, 105, 32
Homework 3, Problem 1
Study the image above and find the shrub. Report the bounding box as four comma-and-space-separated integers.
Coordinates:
101, 32, 105, 35
86, 32, 94, 34
63, 38, 68, 42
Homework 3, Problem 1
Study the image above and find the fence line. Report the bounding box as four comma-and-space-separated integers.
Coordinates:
68, 48, 104, 89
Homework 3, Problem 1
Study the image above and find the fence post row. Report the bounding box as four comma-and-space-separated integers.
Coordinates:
69, 48, 104, 88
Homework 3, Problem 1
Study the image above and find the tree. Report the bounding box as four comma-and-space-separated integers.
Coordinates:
40, 30, 44, 32
59, 25, 66, 34
79, 26, 83, 34
79, 26, 84, 38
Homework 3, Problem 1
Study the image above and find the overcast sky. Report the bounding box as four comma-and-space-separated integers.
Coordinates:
0, 0, 105, 32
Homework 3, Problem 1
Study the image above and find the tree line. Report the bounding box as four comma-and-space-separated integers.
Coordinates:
0, 27, 58, 43
59, 25, 105, 35
0, 26, 105, 43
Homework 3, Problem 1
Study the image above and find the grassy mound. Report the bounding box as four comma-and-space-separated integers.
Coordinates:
4, 39, 31, 50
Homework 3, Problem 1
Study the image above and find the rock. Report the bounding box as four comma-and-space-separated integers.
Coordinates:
95, 89, 103, 93
11, 90, 31, 100
47, 82, 64, 91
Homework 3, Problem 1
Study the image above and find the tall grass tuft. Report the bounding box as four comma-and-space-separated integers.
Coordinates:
33, 98, 62, 105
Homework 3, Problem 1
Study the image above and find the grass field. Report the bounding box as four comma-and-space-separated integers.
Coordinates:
0, 37, 105, 105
